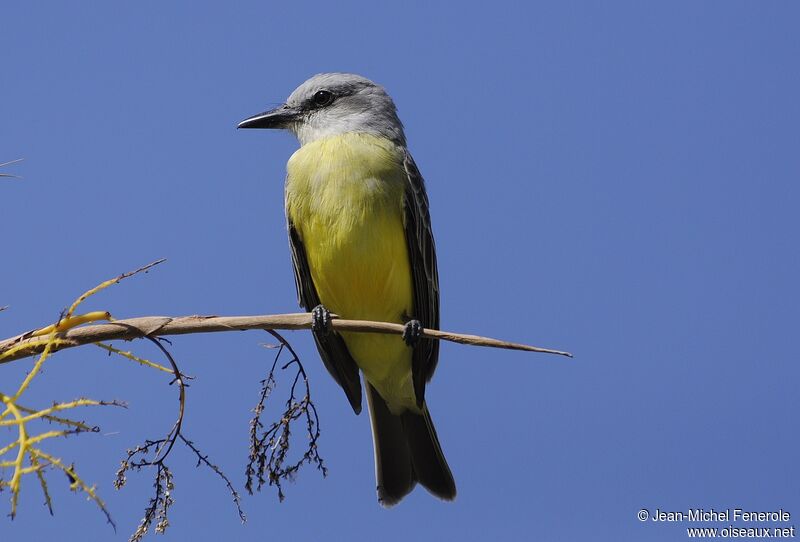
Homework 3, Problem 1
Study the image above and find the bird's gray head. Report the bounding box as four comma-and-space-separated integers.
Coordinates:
238, 73, 406, 147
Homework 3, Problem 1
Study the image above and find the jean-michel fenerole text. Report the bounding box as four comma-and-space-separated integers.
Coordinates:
650, 509, 791, 523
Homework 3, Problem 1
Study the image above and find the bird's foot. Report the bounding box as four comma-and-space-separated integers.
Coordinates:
311, 304, 332, 337
402, 319, 423, 347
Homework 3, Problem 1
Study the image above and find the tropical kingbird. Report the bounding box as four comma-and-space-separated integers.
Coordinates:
239, 73, 455, 505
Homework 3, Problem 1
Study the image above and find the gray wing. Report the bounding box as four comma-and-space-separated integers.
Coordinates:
288, 223, 363, 414
402, 151, 440, 408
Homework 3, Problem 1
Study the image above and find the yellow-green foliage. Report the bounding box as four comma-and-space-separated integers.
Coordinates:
0, 263, 165, 525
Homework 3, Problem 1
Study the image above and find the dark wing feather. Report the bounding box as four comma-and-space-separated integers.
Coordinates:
288, 223, 363, 414
402, 152, 440, 408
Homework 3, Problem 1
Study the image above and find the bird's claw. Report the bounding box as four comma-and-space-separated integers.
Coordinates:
402, 319, 423, 347
311, 305, 332, 337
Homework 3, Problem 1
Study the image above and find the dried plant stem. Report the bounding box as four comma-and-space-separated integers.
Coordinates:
0, 313, 572, 364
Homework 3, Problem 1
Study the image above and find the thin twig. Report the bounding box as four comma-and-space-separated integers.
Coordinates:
112, 333, 242, 540
180, 435, 245, 523
0, 158, 23, 179
0, 313, 572, 364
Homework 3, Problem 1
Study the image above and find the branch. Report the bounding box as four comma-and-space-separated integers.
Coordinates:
0, 158, 23, 179
0, 313, 572, 364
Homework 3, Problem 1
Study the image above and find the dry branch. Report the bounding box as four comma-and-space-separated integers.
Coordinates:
0, 313, 572, 364
0, 158, 23, 178
0, 258, 571, 534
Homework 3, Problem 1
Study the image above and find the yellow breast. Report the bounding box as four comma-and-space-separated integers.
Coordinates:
285, 133, 416, 407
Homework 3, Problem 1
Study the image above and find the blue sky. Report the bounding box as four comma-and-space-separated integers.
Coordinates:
1, 2, 798, 541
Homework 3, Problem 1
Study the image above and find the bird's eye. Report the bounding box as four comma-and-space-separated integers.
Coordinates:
312, 90, 334, 107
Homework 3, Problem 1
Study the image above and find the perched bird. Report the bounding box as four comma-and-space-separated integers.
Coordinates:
239, 73, 455, 505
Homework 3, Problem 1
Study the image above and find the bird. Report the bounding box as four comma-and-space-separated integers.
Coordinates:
238, 73, 455, 505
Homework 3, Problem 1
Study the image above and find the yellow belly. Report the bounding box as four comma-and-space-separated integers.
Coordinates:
285, 133, 416, 410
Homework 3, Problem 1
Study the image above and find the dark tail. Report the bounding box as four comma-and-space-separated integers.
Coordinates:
366, 383, 456, 506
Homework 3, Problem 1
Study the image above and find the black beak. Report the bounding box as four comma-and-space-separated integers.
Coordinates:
237, 104, 298, 129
